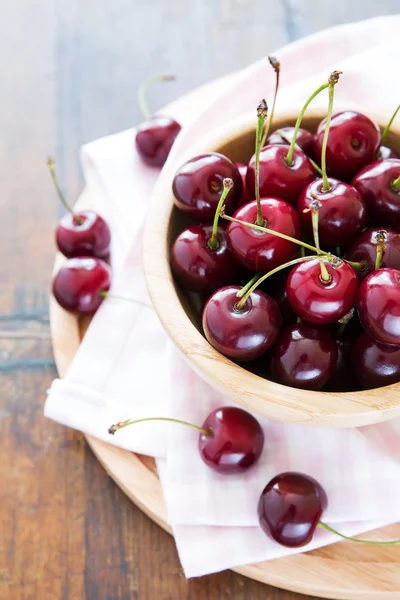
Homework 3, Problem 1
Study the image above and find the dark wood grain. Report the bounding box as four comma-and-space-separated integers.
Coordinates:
0, 1, 397, 598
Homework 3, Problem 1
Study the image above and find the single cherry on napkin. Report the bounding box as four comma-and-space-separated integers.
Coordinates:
258, 472, 400, 548
48, 158, 111, 259
135, 74, 181, 167
108, 406, 264, 474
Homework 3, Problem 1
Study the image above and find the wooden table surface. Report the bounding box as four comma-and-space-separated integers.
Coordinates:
1, 2, 398, 599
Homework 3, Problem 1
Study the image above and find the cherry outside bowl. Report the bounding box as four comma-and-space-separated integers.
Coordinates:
143, 106, 400, 428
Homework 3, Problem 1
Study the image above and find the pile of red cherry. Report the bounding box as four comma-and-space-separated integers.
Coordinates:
170, 67, 400, 393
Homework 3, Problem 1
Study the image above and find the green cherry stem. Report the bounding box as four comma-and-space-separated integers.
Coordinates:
47, 157, 80, 220
108, 417, 210, 437
391, 175, 400, 193
277, 130, 322, 175
208, 178, 234, 249
137, 74, 175, 121
285, 71, 341, 166
380, 103, 400, 146
318, 522, 400, 546
236, 256, 316, 311
321, 71, 342, 192
255, 100, 268, 226
236, 273, 262, 298
260, 56, 280, 147
310, 197, 331, 283
375, 230, 387, 270
99, 290, 154, 311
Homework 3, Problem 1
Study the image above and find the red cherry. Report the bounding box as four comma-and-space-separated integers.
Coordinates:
314, 111, 381, 179
173, 153, 242, 220
199, 407, 264, 474
266, 127, 314, 156
52, 257, 111, 314
246, 145, 315, 205
135, 115, 181, 167
358, 268, 400, 345
170, 224, 237, 293
351, 159, 400, 230
56, 210, 111, 259
347, 228, 400, 279
273, 274, 297, 324
352, 331, 400, 389
226, 198, 302, 272
258, 472, 328, 547
378, 146, 398, 160
270, 323, 337, 390
202, 285, 282, 361
324, 335, 357, 392
236, 162, 252, 205
286, 259, 359, 325
297, 178, 367, 248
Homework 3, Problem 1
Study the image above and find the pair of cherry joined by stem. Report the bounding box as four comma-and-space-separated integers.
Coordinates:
109, 406, 264, 474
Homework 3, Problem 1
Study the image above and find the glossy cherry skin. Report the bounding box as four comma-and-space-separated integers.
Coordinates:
314, 111, 381, 179
266, 127, 314, 156
52, 257, 111, 314
351, 159, 400, 230
352, 331, 400, 389
236, 162, 252, 206
347, 228, 400, 280
378, 146, 398, 160
270, 323, 337, 390
170, 224, 237, 293
56, 210, 111, 259
226, 198, 302, 273
199, 406, 264, 474
324, 335, 357, 392
286, 259, 359, 325
173, 153, 242, 220
297, 178, 367, 248
258, 472, 328, 547
246, 145, 315, 205
135, 115, 181, 167
202, 285, 282, 361
358, 268, 400, 345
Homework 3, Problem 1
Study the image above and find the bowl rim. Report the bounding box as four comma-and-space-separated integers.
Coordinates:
143, 105, 400, 428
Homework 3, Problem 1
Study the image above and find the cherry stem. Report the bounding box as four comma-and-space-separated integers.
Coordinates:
137, 74, 175, 121
260, 56, 280, 147
321, 72, 342, 192
236, 256, 316, 311
286, 71, 341, 166
108, 417, 210, 437
318, 522, 400, 546
99, 290, 153, 311
277, 130, 322, 175
375, 230, 387, 270
208, 178, 234, 249
255, 100, 268, 226
47, 157, 75, 216
381, 103, 400, 146
391, 175, 400, 193
236, 273, 261, 298
310, 198, 331, 283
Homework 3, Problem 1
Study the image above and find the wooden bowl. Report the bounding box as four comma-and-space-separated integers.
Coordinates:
144, 107, 400, 428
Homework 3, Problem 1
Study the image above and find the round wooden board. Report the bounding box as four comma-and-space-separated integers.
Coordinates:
50, 190, 400, 600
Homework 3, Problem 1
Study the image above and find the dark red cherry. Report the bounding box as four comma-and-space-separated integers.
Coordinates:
314, 111, 381, 179
270, 323, 337, 390
273, 275, 297, 324
347, 228, 400, 279
258, 472, 328, 547
246, 145, 315, 205
236, 162, 252, 206
202, 285, 282, 361
297, 178, 367, 247
352, 331, 400, 389
52, 257, 111, 314
199, 406, 264, 474
358, 268, 400, 345
351, 159, 400, 230
286, 259, 359, 325
55, 210, 111, 259
135, 115, 181, 167
170, 224, 237, 293
226, 198, 302, 272
173, 153, 242, 220
266, 127, 314, 156
324, 335, 357, 392
378, 146, 398, 160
